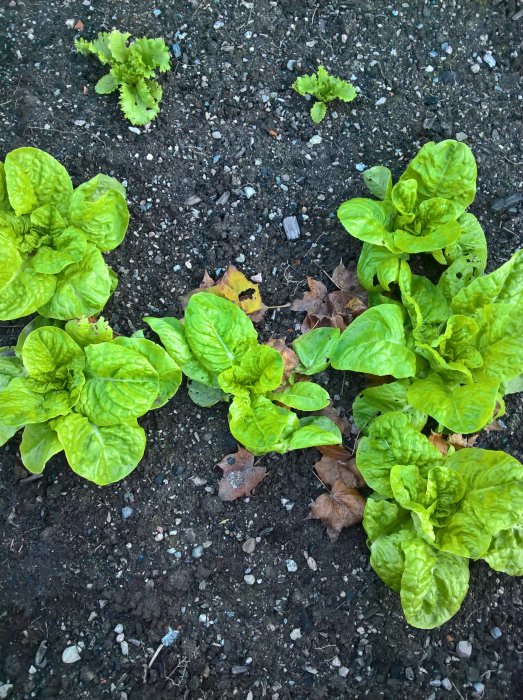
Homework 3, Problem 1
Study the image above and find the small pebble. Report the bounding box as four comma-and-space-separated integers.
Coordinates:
62, 645, 81, 664
114, 624, 124, 634
308, 134, 322, 146
153, 8, 161, 16
285, 559, 298, 572
162, 628, 180, 647
171, 43, 182, 59
474, 682, 485, 695
192, 545, 204, 558
456, 640, 472, 659
231, 665, 249, 675
243, 186, 256, 199
287, 59, 296, 71
483, 52, 496, 68
211, 131, 222, 139
244, 574, 256, 585
290, 628, 302, 640
405, 666, 415, 681
455, 132, 468, 142
213, 20, 224, 29
283, 216, 300, 241
120, 641, 129, 656
375, 97, 387, 106
490, 626, 502, 640
331, 656, 341, 668
355, 163, 367, 172
74, 119, 86, 127
471, 63, 481, 74
442, 678, 452, 691
338, 667, 349, 678
121, 507, 133, 519
116, 633, 125, 643
242, 538, 256, 554
128, 126, 141, 134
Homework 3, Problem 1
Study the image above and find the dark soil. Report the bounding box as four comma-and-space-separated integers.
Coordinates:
1, 1, 523, 698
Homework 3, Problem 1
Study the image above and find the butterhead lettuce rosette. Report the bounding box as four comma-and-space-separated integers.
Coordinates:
0, 147, 129, 320
0, 316, 181, 484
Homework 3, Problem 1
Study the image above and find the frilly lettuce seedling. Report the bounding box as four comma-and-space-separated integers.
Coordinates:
357, 411, 523, 628
0, 147, 128, 321
292, 66, 357, 123
0, 316, 181, 485
76, 30, 171, 126
145, 293, 342, 455
338, 140, 486, 292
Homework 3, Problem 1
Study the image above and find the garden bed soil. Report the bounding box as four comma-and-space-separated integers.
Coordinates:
1, 1, 523, 698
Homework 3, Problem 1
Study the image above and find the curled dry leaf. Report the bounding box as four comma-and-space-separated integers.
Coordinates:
181, 266, 267, 320
313, 444, 365, 488
309, 479, 366, 542
291, 265, 367, 333
447, 433, 480, 449
217, 447, 267, 501
429, 432, 449, 456
483, 420, 504, 433
265, 338, 300, 382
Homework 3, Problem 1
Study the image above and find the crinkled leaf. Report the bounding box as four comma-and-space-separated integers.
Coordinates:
357, 242, 401, 292
399, 139, 476, 211
188, 380, 228, 407
0, 231, 22, 290
218, 345, 283, 397
392, 179, 417, 215
132, 37, 171, 72
0, 424, 18, 447
0, 346, 25, 389
4, 147, 73, 217
331, 304, 417, 379
310, 101, 327, 123
483, 526, 523, 576
400, 537, 470, 629
475, 304, 523, 384
53, 413, 145, 485
287, 415, 342, 450
352, 379, 426, 432
77, 343, 159, 426
22, 326, 84, 377
0, 162, 12, 211
370, 527, 416, 593
107, 30, 131, 61
0, 260, 56, 321
407, 373, 499, 434
38, 245, 112, 320
64, 317, 113, 348
363, 498, 410, 542
309, 479, 365, 541
119, 79, 161, 126
356, 411, 445, 497
271, 381, 330, 411
70, 174, 129, 251
228, 395, 299, 455
95, 72, 119, 94
32, 227, 88, 275
0, 376, 79, 426
444, 212, 487, 271
438, 255, 486, 303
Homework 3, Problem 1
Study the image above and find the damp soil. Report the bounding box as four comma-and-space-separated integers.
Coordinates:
1, 1, 523, 698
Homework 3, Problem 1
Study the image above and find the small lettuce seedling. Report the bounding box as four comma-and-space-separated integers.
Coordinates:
77, 30, 171, 125
0, 317, 181, 484
357, 411, 523, 628
338, 140, 486, 292
0, 147, 128, 321
292, 66, 357, 123
145, 293, 342, 455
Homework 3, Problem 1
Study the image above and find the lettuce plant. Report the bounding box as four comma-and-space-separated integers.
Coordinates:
358, 412, 523, 628
0, 147, 128, 321
338, 140, 486, 293
0, 316, 181, 484
331, 250, 523, 434
292, 66, 357, 123
145, 293, 342, 455
77, 30, 171, 126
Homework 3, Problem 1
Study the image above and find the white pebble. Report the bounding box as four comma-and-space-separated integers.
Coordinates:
114, 624, 124, 634
120, 640, 129, 656
244, 574, 256, 585
62, 645, 81, 664
286, 559, 298, 572
290, 628, 302, 640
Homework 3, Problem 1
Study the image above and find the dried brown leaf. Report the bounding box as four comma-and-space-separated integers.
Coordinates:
314, 444, 365, 488
217, 448, 267, 501
290, 277, 329, 315
447, 433, 480, 449
317, 406, 351, 438
331, 262, 362, 293
309, 479, 366, 542
429, 432, 449, 456
483, 420, 504, 433
265, 338, 300, 381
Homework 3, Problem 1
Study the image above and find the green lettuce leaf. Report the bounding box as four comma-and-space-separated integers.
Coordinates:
287, 415, 342, 450
184, 293, 258, 374
20, 421, 63, 473
483, 526, 523, 576
337, 198, 395, 247
331, 304, 417, 379
218, 345, 283, 397
399, 140, 476, 212
76, 343, 159, 426
228, 395, 299, 455
292, 327, 340, 375
4, 147, 73, 217
0, 376, 80, 426
352, 380, 426, 432
187, 380, 228, 407
474, 303, 523, 384
53, 413, 146, 485
357, 242, 401, 292
64, 317, 114, 347
270, 381, 330, 411
21, 326, 84, 378
0, 259, 56, 321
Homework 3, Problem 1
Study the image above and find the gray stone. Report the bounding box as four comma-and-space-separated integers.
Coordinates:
242, 537, 256, 554
457, 640, 472, 659
62, 645, 81, 664
283, 217, 300, 241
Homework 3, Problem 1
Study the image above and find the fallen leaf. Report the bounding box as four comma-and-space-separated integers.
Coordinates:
483, 420, 504, 433
447, 433, 480, 449
265, 338, 300, 381
429, 432, 449, 456
314, 444, 365, 488
217, 447, 267, 501
309, 479, 366, 542
181, 266, 267, 319
74, 19, 84, 31
291, 267, 368, 333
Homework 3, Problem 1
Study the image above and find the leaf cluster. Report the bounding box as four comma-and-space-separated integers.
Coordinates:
359, 412, 523, 628
292, 66, 357, 123
76, 30, 171, 125
145, 293, 342, 455
0, 317, 181, 484
0, 148, 128, 320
